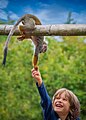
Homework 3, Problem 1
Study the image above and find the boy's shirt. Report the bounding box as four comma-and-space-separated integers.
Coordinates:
36, 82, 80, 120
36, 82, 59, 120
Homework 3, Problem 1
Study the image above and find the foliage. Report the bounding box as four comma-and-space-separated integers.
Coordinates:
0, 15, 15, 25
65, 11, 76, 24
0, 35, 86, 120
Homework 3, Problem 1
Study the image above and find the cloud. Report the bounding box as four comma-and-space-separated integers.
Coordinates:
72, 11, 86, 23
0, 0, 8, 20
23, 3, 69, 24
0, 0, 18, 21
35, 9, 68, 24
24, 6, 50, 24
24, 8, 34, 14
0, 0, 8, 9
8, 11, 19, 20
35, 10, 51, 22
23, 2, 86, 24
37, 2, 50, 8
0, 9, 8, 20
35, 8, 86, 24
0, 10, 19, 21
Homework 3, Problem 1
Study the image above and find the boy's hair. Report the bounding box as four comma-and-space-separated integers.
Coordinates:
52, 88, 80, 120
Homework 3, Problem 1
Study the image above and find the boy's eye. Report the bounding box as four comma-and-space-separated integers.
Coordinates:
55, 97, 60, 99
63, 98, 68, 101
56, 98, 60, 99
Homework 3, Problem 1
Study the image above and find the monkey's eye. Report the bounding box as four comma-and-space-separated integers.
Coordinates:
22, 21, 25, 25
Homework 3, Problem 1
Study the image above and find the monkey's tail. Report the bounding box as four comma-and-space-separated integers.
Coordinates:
2, 27, 16, 65
2, 17, 24, 65
32, 55, 39, 70
2, 47, 8, 65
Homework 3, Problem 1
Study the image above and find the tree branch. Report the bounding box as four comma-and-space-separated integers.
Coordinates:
0, 24, 86, 36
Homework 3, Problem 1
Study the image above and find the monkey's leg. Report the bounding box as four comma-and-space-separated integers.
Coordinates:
17, 35, 26, 41
18, 25, 32, 40
32, 45, 40, 69
17, 25, 25, 40
18, 25, 25, 32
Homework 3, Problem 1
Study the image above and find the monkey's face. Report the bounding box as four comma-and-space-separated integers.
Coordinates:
40, 43, 47, 53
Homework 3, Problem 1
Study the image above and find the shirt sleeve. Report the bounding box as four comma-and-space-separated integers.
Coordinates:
36, 82, 53, 119
76, 117, 80, 120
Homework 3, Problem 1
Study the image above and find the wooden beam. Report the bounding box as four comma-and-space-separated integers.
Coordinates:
0, 24, 86, 36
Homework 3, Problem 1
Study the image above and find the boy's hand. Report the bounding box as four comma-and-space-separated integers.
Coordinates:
31, 68, 42, 86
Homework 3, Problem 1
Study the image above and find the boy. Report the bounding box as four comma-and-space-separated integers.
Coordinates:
31, 68, 80, 120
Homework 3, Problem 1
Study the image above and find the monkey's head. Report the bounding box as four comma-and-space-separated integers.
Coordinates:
22, 18, 35, 30
40, 42, 47, 53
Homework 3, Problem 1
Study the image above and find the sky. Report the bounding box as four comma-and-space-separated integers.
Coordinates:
0, 0, 86, 24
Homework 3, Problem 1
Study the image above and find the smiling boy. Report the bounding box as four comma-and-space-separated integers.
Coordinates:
31, 68, 80, 120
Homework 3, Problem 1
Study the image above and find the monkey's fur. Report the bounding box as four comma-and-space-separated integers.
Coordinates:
2, 14, 47, 68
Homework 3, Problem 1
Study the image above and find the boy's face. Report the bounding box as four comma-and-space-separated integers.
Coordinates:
53, 92, 70, 116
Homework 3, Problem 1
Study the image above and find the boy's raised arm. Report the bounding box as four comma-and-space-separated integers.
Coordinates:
31, 67, 51, 103
31, 68, 52, 119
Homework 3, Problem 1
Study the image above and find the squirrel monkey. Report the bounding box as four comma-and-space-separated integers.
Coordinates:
2, 14, 47, 69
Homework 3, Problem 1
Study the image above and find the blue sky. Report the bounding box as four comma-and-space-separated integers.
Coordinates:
0, 0, 86, 24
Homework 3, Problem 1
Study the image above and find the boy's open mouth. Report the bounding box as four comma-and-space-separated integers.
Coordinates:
55, 102, 63, 108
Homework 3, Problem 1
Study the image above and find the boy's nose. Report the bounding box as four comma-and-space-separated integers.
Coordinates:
57, 98, 63, 102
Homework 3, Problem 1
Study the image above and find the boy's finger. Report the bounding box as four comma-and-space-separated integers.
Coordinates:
31, 68, 35, 72
32, 71, 39, 76
31, 67, 39, 74
32, 72, 39, 78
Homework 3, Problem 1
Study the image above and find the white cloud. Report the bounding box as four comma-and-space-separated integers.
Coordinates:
73, 11, 86, 23
23, 2, 70, 24
24, 8, 34, 14
35, 9, 68, 24
37, 2, 49, 8
35, 10, 51, 22
24, 7, 50, 24
24, 3, 86, 24
0, 9, 8, 20
35, 9, 86, 24
0, 10, 19, 21
8, 11, 19, 20
0, 0, 8, 9
0, 0, 18, 21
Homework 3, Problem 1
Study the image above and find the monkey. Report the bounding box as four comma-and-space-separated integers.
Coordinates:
2, 14, 47, 69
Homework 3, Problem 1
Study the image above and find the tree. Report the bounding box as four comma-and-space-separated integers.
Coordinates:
65, 11, 76, 24
0, 35, 86, 120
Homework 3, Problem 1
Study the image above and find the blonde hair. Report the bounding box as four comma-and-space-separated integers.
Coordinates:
52, 88, 80, 120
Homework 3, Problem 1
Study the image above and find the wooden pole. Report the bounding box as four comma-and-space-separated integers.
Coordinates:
0, 24, 86, 36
